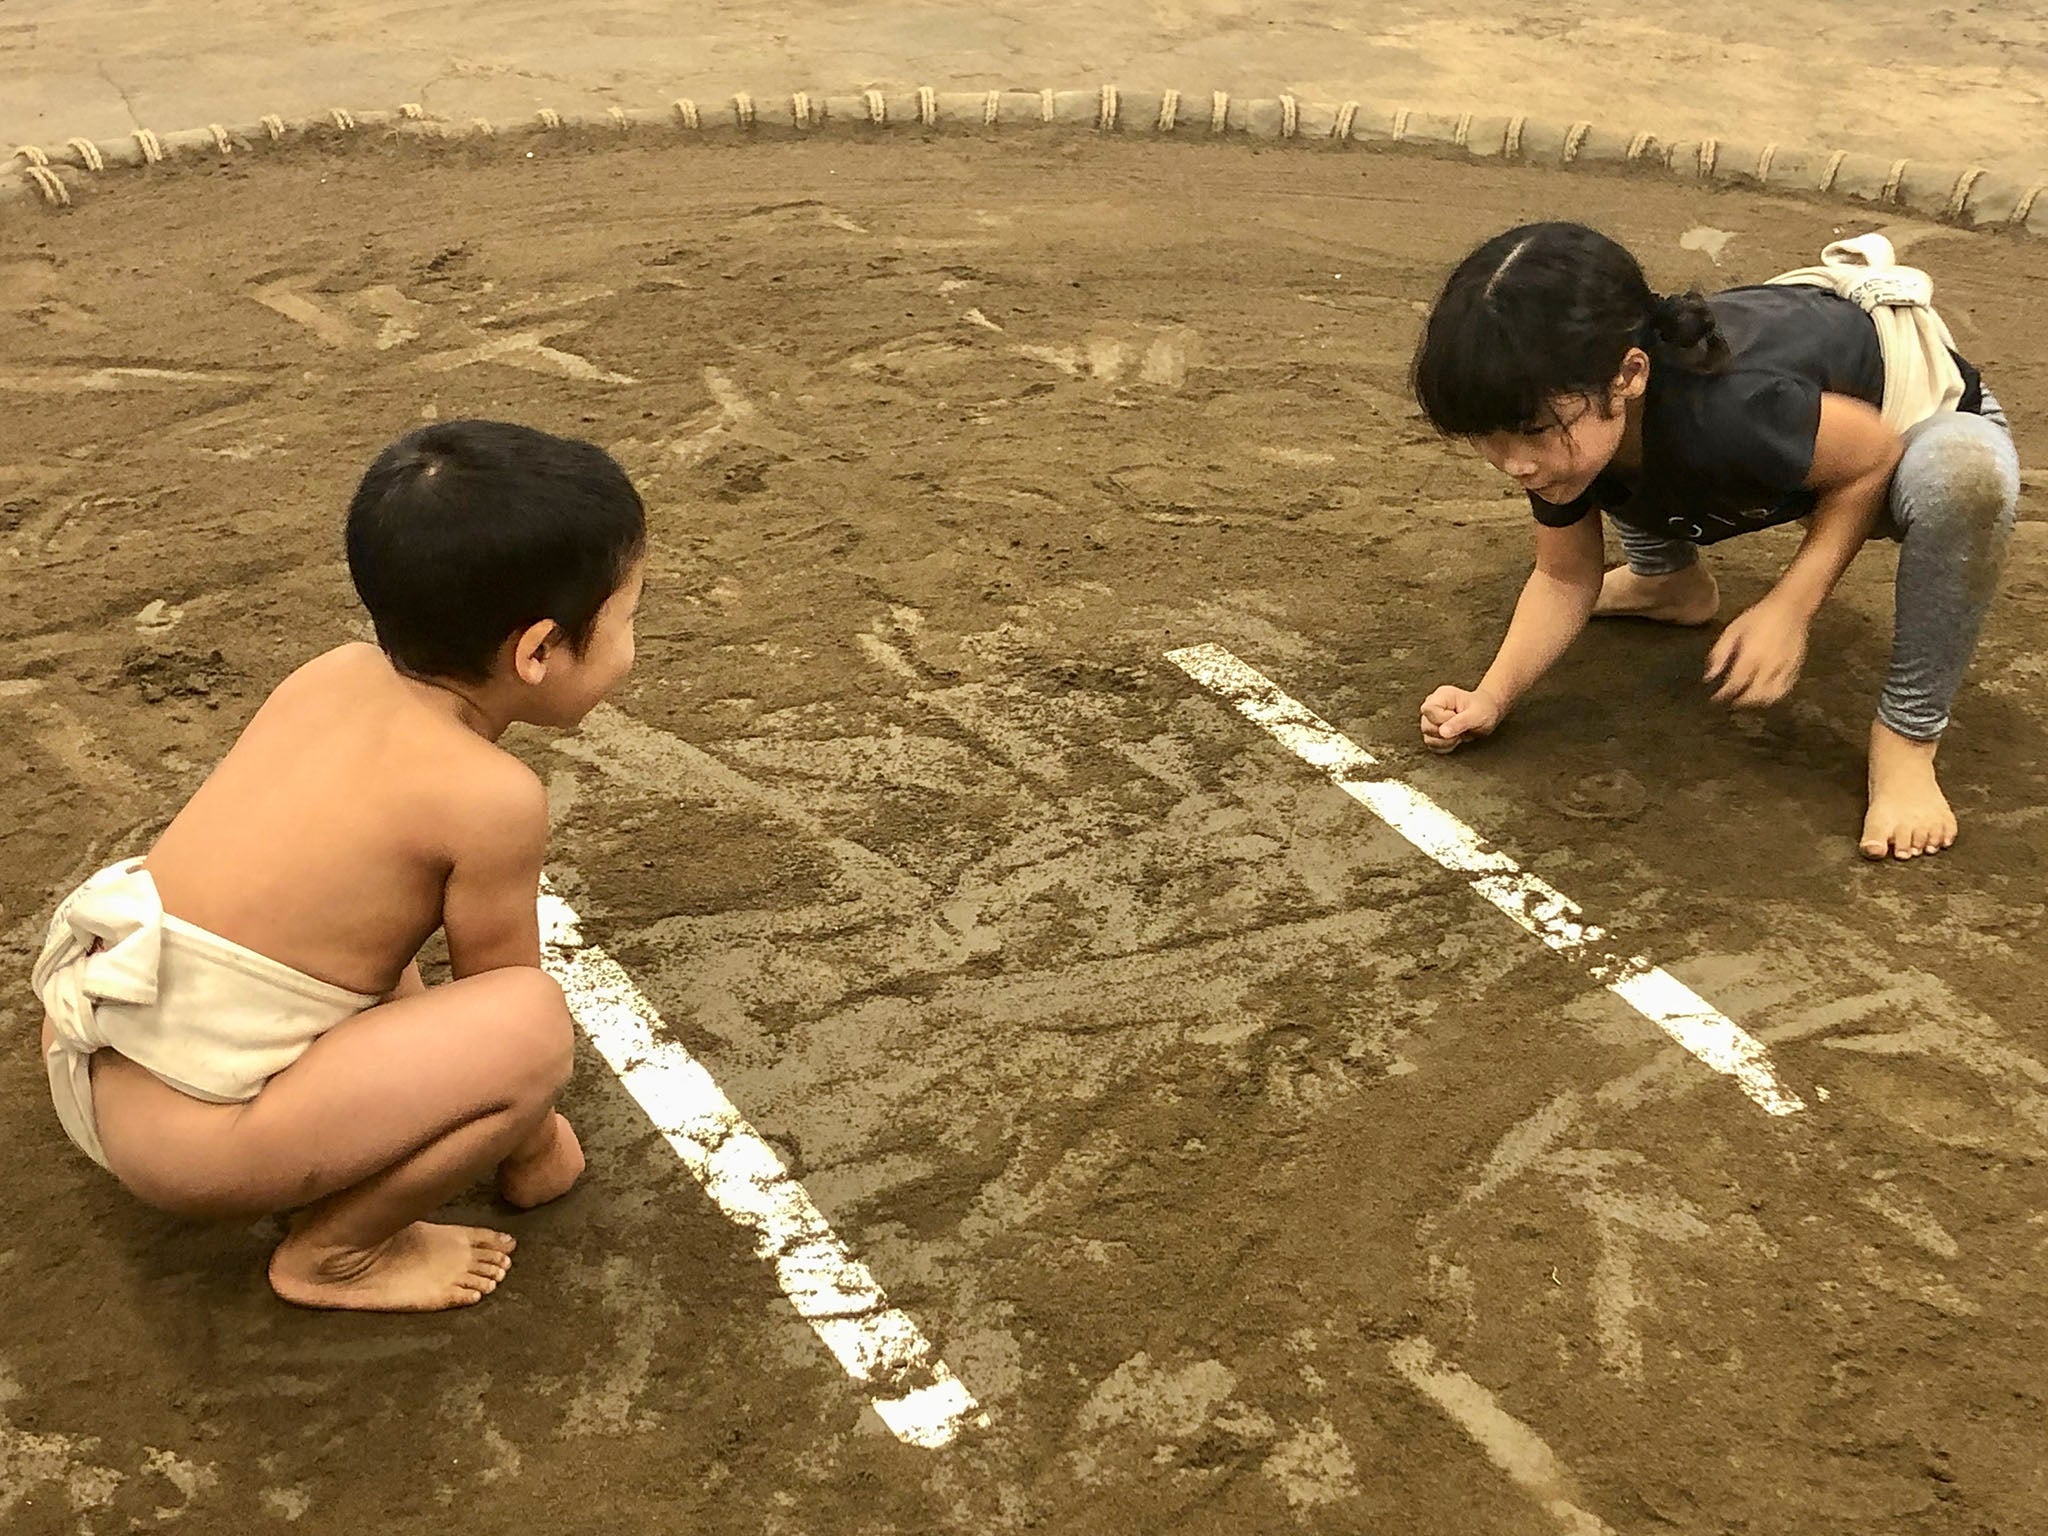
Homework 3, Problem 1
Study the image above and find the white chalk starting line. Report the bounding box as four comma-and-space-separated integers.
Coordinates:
538, 883, 986, 1449
1167, 644, 1804, 1117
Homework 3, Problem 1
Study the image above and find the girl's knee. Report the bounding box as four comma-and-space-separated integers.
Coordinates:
1901, 425, 2020, 532
1945, 439, 2019, 526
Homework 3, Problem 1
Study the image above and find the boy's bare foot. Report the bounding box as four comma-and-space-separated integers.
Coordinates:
1594, 564, 1721, 626
1862, 721, 1958, 861
267, 1221, 516, 1312
497, 1112, 585, 1209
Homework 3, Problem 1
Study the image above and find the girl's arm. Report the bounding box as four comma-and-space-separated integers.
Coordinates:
1706, 393, 1903, 706
1422, 513, 1604, 750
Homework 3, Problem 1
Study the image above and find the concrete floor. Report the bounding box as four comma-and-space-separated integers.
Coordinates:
5, 2, 2048, 181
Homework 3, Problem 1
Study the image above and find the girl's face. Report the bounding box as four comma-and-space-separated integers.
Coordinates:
1470, 351, 1649, 505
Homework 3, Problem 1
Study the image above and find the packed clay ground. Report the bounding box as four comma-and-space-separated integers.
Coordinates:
4, 134, 2048, 1533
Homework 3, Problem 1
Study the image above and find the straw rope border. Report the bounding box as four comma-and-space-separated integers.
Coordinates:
5, 88, 2045, 237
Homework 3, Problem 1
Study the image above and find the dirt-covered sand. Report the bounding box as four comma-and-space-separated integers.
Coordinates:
4, 134, 2048, 1533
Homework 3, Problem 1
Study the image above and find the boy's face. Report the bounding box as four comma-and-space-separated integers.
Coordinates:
1470, 351, 1648, 506
525, 558, 646, 726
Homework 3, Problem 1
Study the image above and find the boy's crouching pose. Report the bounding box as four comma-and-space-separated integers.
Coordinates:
34, 420, 646, 1312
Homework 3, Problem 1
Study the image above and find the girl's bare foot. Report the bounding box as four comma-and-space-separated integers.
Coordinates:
497, 1112, 585, 1209
267, 1220, 515, 1312
1862, 721, 1958, 860
1594, 564, 1721, 626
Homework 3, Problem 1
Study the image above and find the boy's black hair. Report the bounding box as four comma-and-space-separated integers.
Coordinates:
1411, 221, 1728, 438
346, 420, 646, 683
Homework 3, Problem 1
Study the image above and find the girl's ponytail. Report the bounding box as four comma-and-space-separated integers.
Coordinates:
1646, 291, 1729, 373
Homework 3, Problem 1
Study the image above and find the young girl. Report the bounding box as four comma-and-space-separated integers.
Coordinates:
1411, 222, 2019, 860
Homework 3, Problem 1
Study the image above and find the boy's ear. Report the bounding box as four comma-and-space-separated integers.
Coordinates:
512, 619, 564, 686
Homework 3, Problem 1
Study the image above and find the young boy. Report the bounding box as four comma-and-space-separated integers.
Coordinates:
34, 420, 647, 1312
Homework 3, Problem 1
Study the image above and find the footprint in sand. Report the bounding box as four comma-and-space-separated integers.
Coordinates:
1547, 768, 1648, 821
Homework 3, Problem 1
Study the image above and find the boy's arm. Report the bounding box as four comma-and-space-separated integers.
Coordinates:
441, 767, 551, 979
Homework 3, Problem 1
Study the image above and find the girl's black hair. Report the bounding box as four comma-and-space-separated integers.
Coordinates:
346, 420, 647, 684
1411, 221, 1728, 437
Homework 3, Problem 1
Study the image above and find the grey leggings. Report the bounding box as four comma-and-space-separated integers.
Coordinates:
1615, 393, 2020, 740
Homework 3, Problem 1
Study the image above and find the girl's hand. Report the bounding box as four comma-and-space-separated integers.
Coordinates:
1705, 597, 1810, 707
1421, 685, 1504, 753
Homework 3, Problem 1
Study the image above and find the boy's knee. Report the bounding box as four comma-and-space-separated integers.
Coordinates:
482, 968, 575, 1094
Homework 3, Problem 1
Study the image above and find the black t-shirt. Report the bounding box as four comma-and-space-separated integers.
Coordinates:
1531, 286, 1983, 544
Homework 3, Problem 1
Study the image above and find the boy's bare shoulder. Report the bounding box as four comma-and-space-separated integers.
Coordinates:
253, 641, 381, 707
438, 746, 548, 846
408, 717, 548, 861
289, 640, 388, 682
273, 643, 547, 850
261, 642, 416, 719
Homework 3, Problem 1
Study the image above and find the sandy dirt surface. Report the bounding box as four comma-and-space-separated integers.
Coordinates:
5, 0, 2048, 179
3, 132, 2048, 1533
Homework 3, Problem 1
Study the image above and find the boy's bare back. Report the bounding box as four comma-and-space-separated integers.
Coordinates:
147, 643, 547, 997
